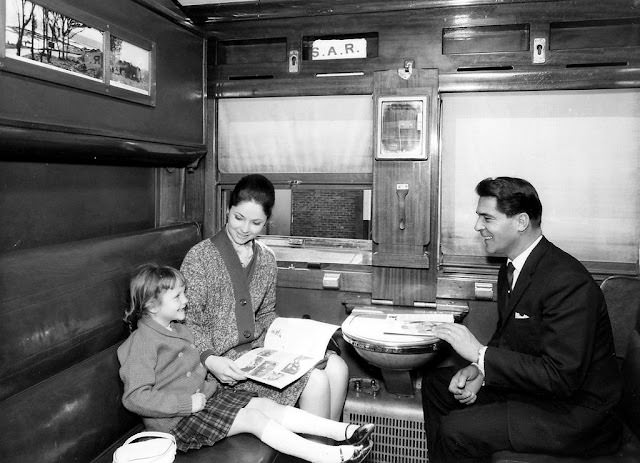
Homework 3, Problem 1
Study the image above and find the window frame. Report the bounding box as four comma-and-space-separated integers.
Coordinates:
1, 0, 156, 106
217, 175, 374, 267
435, 89, 640, 282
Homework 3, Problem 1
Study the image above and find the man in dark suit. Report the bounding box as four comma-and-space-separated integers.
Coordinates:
422, 177, 622, 462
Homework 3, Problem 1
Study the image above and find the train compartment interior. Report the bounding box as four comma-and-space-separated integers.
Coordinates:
1, 0, 640, 462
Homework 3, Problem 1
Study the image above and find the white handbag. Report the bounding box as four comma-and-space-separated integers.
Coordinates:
112, 431, 177, 463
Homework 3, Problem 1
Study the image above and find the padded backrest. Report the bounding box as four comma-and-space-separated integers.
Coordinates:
0, 344, 140, 463
621, 312, 640, 440
599, 275, 640, 359
601, 276, 640, 440
0, 223, 201, 400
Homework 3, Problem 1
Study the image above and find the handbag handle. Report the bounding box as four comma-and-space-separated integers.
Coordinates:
113, 431, 176, 463
123, 431, 176, 446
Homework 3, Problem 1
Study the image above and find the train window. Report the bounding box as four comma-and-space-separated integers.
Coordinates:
218, 95, 372, 174
440, 89, 640, 275
218, 186, 372, 265
217, 95, 373, 264
2, 0, 156, 105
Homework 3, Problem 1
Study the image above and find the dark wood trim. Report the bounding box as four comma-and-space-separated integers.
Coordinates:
212, 74, 373, 97
218, 173, 373, 186
0, 120, 206, 167
440, 66, 640, 92
213, 67, 640, 97
131, 0, 206, 34
185, 0, 563, 25
277, 266, 372, 292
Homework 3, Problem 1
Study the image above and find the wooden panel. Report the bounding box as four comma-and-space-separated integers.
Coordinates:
157, 168, 186, 226
372, 266, 434, 305
373, 250, 429, 269
277, 267, 372, 293
0, 0, 205, 147
369, 68, 439, 303
0, 162, 155, 252
372, 160, 431, 246
205, 0, 640, 93
443, 24, 530, 54
372, 68, 438, 247
550, 18, 640, 50
217, 38, 288, 64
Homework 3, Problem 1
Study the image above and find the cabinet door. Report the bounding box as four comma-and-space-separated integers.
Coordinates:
372, 160, 430, 248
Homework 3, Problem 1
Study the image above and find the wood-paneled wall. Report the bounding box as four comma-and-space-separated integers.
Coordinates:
0, 0, 206, 250
204, 0, 640, 96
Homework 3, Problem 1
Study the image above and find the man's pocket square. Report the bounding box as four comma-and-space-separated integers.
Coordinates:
515, 312, 530, 319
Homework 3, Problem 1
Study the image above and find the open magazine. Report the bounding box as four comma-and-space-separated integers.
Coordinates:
234, 317, 339, 389
382, 312, 454, 336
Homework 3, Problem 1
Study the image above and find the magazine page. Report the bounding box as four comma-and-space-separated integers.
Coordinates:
382, 312, 454, 337
235, 347, 320, 389
263, 317, 339, 360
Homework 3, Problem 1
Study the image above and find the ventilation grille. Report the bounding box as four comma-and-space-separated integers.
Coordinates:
344, 411, 427, 462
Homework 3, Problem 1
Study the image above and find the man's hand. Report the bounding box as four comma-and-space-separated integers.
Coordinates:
431, 323, 483, 363
449, 364, 484, 405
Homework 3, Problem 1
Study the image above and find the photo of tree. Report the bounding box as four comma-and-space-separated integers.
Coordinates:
5, 0, 150, 94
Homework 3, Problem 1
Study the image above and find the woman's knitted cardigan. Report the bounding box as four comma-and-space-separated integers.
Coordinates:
181, 233, 308, 405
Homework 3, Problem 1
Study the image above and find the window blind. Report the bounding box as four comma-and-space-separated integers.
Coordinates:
440, 89, 640, 265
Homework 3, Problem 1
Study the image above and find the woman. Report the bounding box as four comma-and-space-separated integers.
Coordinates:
181, 174, 349, 421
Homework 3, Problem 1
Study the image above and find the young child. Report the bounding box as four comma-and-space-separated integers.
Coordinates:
118, 264, 374, 463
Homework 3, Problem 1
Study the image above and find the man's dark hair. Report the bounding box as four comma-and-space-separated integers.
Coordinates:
475, 177, 542, 227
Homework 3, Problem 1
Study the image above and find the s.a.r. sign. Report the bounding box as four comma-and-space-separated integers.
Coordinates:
312, 38, 367, 60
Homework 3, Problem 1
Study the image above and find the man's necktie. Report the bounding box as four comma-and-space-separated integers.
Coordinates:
506, 262, 515, 293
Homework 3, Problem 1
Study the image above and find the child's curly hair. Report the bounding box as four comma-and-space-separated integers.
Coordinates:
124, 263, 186, 332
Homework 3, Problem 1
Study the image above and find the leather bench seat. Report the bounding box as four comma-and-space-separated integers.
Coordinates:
0, 224, 278, 463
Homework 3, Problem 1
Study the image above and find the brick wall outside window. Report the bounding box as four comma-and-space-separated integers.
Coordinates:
291, 189, 364, 239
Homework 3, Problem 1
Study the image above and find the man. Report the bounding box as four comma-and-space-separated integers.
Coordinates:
422, 177, 622, 462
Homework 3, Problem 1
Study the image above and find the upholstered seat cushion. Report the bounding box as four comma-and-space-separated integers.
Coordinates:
491, 430, 640, 463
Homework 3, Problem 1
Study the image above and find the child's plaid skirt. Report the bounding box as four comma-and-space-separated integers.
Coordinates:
171, 388, 257, 452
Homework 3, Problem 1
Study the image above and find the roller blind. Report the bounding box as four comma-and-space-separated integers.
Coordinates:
440, 89, 640, 265
218, 95, 373, 174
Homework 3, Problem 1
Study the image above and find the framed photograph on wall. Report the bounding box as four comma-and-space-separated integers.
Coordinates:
376, 95, 428, 160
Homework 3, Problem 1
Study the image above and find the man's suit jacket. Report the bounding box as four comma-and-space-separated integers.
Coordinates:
485, 237, 622, 454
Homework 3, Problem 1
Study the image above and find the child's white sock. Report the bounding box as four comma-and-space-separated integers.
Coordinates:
280, 405, 352, 441
260, 419, 355, 463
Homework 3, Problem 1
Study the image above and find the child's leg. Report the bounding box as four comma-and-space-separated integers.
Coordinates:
245, 398, 360, 442
228, 405, 357, 463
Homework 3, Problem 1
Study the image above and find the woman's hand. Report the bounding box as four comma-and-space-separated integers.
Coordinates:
205, 355, 247, 386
